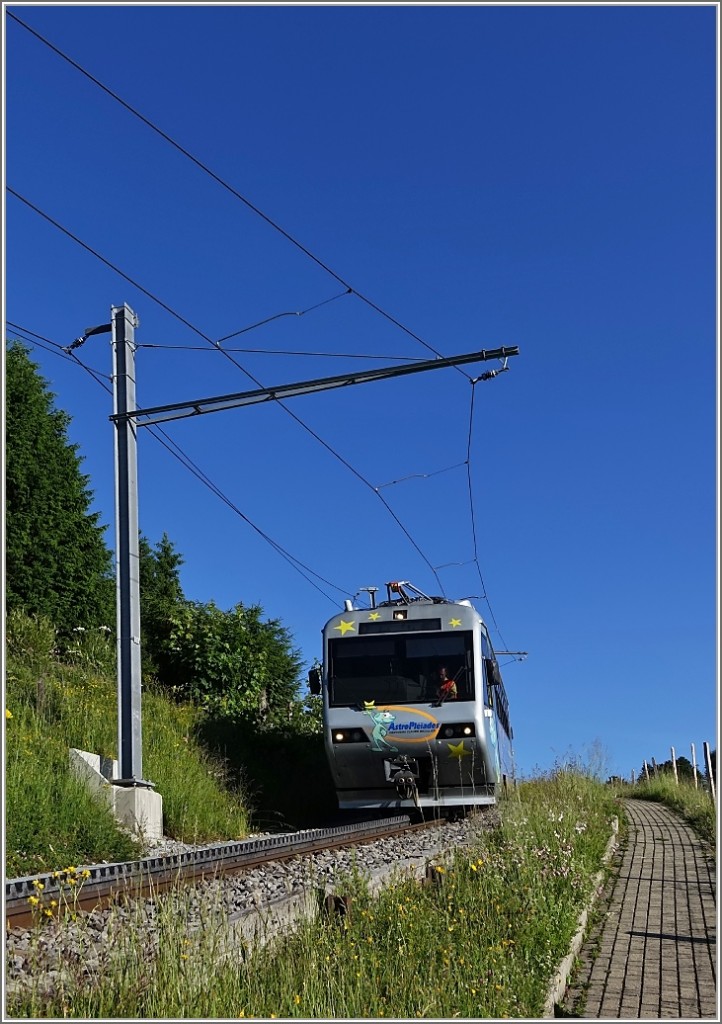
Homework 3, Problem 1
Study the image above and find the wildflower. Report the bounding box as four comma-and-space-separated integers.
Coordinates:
5, 709, 12, 720
80, 869, 91, 880
469, 862, 477, 871
32, 880, 45, 891
294, 995, 301, 1005
435, 865, 445, 874
27, 895, 40, 907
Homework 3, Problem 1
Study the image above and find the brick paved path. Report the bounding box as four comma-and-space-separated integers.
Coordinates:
561, 799, 717, 1019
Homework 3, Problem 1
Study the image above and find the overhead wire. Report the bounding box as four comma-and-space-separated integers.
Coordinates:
6, 322, 351, 604
139, 344, 428, 362
7, 10, 471, 377
7, 188, 449, 594
465, 380, 510, 650
215, 289, 352, 345
6, 10, 518, 632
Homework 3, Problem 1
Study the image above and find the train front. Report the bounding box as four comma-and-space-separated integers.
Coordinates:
319, 590, 504, 811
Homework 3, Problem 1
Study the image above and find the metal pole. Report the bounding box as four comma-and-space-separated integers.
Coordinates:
703, 742, 716, 805
111, 304, 149, 787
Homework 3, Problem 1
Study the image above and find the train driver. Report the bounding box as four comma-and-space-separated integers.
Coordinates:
436, 665, 458, 703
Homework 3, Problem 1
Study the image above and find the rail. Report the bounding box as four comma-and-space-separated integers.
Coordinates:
5, 814, 441, 930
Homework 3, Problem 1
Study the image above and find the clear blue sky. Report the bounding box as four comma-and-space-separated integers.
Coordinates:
4, 4, 718, 781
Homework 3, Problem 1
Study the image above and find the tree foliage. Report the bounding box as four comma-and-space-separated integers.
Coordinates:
5, 342, 114, 630
638, 754, 701, 784
5, 341, 309, 736
138, 532, 186, 678
160, 600, 303, 728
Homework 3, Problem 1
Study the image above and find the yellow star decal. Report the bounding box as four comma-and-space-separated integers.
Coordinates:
447, 740, 470, 759
449, 618, 462, 628
334, 619, 356, 636
368, 612, 381, 621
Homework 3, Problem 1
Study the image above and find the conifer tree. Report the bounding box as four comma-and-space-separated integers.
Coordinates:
5, 342, 114, 629
138, 532, 186, 677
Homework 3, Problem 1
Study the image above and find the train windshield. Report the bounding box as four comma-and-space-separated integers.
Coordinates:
328, 631, 475, 707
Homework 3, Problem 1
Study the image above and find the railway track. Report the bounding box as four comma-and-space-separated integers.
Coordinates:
6, 813, 442, 931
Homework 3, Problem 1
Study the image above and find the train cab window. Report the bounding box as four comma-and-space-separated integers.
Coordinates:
328, 631, 475, 706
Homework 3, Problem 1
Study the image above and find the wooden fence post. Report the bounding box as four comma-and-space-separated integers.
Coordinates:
691, 743, 699, 789
643, 760, 650, 782
671, 747, 678, 785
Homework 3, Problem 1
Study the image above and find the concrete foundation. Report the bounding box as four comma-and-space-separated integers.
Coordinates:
69, 748, 163, 842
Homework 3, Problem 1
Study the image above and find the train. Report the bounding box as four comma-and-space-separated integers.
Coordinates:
308, 580, 515, 814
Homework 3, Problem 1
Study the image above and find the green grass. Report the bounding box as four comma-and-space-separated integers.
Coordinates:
5, 612, 252, 877
7, 768, 621, 1019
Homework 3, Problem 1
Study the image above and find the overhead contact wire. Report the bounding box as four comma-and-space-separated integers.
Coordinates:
7, 11, 471, 378
6, 321, 350, 604
466, 381, 510, 650
7, 190, 446, 596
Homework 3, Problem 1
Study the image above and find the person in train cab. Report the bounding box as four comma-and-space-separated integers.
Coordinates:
436, 665, 458, 703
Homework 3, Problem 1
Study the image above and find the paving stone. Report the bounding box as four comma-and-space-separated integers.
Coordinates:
559, 800, 716, 1019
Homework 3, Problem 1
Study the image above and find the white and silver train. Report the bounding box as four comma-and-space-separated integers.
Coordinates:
309, 581, 515, 813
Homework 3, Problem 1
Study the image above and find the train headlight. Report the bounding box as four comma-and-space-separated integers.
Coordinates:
331, 730, 366, 744
440, 723, 476, 739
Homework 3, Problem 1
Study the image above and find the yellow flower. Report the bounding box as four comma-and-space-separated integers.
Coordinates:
32, 880, 45, 891
27, 895, 40, 906
469, 862, 477, 871
5, 709, 12, 719
293, 995, 301, 1005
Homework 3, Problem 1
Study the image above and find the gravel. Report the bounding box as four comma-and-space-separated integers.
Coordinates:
6, 812, 498, 1000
